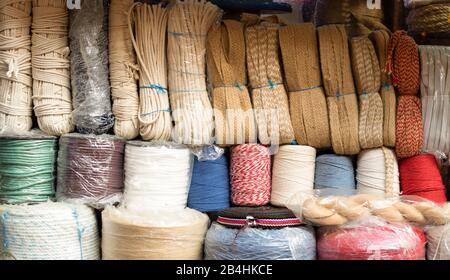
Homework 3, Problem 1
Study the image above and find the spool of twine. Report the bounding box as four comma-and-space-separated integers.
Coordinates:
102, 206, 209, 260
314, 154, 355, 197
0, 0, 33, 132
426, 223, 450, 260
56, 133, 125, 208
407, 4, 450, 33
279, 23, 331, 149
230, 144, 271, 206
318, 24, 360, 155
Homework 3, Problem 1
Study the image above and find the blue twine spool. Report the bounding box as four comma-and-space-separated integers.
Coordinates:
187, 155, 230, 212
314, 154, 355, 196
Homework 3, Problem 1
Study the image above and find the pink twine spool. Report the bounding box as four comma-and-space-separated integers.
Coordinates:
230, 144, 271, 206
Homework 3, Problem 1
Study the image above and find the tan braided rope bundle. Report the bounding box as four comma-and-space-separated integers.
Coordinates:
109, 0, 139, 140
246, 23, 294, 145
350, 36, 383, 150
279, 23, 331, 149
369, 30, 396, 147
318, 24, 360, 155
31, 0, 73, 136
0, 0, 32, 132
407, 4, 450, 33
206, 20, 256, 145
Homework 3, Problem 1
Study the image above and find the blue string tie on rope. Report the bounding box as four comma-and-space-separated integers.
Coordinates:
141, 108, 172, 117
71, 208, 84, 260
141, 84, 168, 94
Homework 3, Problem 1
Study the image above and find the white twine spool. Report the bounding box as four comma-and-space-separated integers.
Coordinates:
0, 202, 99, 260
356, 148, 400, 197
122, 141, 193, 211
426, 223, 450, 260
271, 145, 316, 207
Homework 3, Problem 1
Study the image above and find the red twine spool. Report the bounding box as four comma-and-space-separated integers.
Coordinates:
230, 144, 271, 206
399, 154, 447, 204
317, 224, 426, 260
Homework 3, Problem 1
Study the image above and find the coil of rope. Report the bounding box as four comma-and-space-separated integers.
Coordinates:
167, 0, 220, 145
420, 46, 450, 154
314, 154, 355, 197
279, 23, 331, 149
318, 24, 360, 155
246, 22, 294, 145
404, 0, 448, 8
407, 3, 450, 33
0, 202, 99, 260
31, 0, 73, 136
109, 0, 139, 140
0, 135, 57, 204
102, 206, 209, 260
128, 3, 172, 141
426, 223, 450, 260
206, 20, 256, 145
0, 0, 33, 132
369, 30, 396, 147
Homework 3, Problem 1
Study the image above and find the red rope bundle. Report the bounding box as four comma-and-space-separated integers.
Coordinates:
399, 154, 447, 204
317, 224, 426, 260
386, 31, 423, 159
230, 144, 271, 206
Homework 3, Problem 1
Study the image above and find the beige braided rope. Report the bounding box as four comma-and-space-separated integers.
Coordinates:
350, 36, 383, 150
279, 23, 331, 149
206, 20, 256, 145
246, 23, 294, 145
31, 0, 73, 136
318, 24, 360, 155
407, 4, 450, 33
0, 0, 32, 132
109, 0, 139, 140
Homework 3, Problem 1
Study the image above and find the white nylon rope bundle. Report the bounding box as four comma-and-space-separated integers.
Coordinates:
122, 142, 193, 211
271, 145, 316, 207
31, 0, 73, 136
0, 0, 32, 132
356, 147, 400, 197
0, 202, 99, 260
167, 0, 221, 145
128, 2, 172, 141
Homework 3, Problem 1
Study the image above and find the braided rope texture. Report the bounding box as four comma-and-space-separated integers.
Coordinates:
407, 3, 450, 33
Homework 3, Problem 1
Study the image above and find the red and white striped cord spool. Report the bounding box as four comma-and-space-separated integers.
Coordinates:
230, 144, 271, 206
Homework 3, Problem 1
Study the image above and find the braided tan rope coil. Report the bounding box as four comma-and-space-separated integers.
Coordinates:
31, 0, 73, 136
0, 0, 32, 132
109, 0, 139, 140
206, 20, 256, 145
279, 23, 331, 149
407, 4, 450, 33
350, 36, 383, 150
318, 24, 360, 155
246, 22, 294, 145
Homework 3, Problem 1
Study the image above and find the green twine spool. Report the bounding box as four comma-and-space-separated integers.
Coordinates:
0, 138, 57, 204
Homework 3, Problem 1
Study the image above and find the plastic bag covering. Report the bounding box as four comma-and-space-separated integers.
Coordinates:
317, 219, 426, 260
56, 133, 125, 209
205, 223, 316, 260
426, 223, 450, 260
70, 0, 114, 134
101, 206, 209, 260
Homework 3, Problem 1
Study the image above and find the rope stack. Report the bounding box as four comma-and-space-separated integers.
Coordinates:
426, 224, 450, 260
207, 20, 256, 145
386, 31, 423, 159
167, 0, 220, 145
420, 46, 450, 154
318, 24, 360, 155
230, 144, 271, 206
102, 206, 209, 260
314, 154, 355, 197
350, 36, 383, 149
407, 3, 450, 33
31, 0, 73, 136
109, 0, 139, 140
0, 202, 99, 260
56, 134, 125, 208
246, 22, 294, 145
0, 134, 57, 204
279, 23, 331, 148
0, 0, 32, 132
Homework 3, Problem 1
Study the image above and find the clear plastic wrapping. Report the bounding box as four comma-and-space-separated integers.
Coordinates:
426, 222, 450, 260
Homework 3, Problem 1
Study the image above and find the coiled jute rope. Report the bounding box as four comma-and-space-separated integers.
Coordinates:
369, 30, 396, 147
318, 24, 360, 155
206, 20, 256, 145
167, 0, 220, 145
0, 0, 32, 132
31, 0, 73, 136
109, 0, 139, 140
0, 202, 99, 260
404, 0, 448, 8
279, 23, 331, 149
407, 4, 450, 33
350, 36, 383, 150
